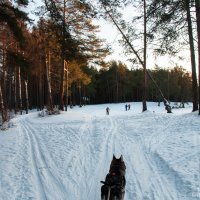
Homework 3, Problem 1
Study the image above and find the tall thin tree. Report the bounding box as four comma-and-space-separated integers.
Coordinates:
143, 0, 147, 111
101, 3, 172, 113
185, 0, 198, 111
195, 0, 200, 114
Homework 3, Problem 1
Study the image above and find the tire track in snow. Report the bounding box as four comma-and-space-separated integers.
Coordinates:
29, 115, 105, 200
102, 116, 146, 199
120, 125, 169, 199
150, 112, 198, 153
20, 119, 69, 200
114, 117, 144, 199
80, 116, 105, 199
27, 116, 95, 200
147, 113, 175, 152
136, 128, 181, 200
151, 111, 200, 198
111, 116, 146, 197
14, 126, 35, 200
153, 152, 198, 200
169, 146, 200, 166
15, 108, 198, 200
134, 112, 197, 199
115, 114, 179, 199
82, 116, 118, 199
20, 121, 48, 200
96, 113, 190, 199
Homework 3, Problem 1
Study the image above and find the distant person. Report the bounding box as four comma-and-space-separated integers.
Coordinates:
106, 107, 110, 115
128, 104, 131, 110
125, 104, 128, 111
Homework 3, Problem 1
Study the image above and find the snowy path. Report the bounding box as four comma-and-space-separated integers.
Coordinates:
0, 102, 200, 200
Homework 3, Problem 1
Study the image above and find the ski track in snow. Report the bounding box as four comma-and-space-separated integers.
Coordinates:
0, 102, 200, 200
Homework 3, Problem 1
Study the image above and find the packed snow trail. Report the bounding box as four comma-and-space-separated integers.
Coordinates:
0, 102, 200, 200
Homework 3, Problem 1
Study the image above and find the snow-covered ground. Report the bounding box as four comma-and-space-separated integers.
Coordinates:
0, 102, 200, 200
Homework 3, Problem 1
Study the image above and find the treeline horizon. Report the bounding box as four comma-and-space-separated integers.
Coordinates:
5, 59, 193, 111
89, 62, 192, 105
0, 16, 195, 115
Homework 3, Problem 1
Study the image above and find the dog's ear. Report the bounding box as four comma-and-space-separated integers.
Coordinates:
120, 155, 124, 162
113, 154, 116, 160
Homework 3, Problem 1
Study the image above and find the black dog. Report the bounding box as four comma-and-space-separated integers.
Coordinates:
101, 155, 126, 200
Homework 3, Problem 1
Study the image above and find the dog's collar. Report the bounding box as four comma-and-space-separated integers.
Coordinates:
111, 172, 116, 176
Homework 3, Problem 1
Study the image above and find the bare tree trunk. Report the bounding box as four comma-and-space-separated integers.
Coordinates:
143, 0, 147, 112
38, 56, 43, 111
14, 66, 18, 114
0, 85, 8, 124
79, 82, 82, 107
186, 0, 198, 111
64, 60, 69, 111
72, 84, 76, 106
59, 0, 66, 111
45, 50, 53, 112
1, 35, 9, 119
83, 85, 86, 105
18, 67, 23, 115
2, 32, 7, 111
102, 5, 171, 113
195, 0, 200, 114
8, 68, 12, 110
116, 70, 119, 103
107, 80, 111, 103
69, 86, 72, 108
25, 80, 29, 114
39, 68, 43, 110
59, 59, 65, 110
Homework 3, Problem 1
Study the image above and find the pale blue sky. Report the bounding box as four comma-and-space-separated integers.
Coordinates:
28, 0, 192, 72
95, 18, 192, 72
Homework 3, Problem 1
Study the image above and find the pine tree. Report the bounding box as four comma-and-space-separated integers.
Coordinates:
147, 0, 198, 111
195, 0, 200, 114
43, 0, 109, 110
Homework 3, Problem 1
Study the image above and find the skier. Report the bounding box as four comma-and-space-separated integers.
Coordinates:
125, 104, 128, 111
106, 107, 110, 115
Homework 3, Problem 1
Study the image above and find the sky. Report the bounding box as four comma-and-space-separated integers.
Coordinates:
94, 8, 193, 72
0, 102, 200, 199
27, 0, 193, 72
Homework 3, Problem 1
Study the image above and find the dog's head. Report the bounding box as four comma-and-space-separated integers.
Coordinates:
109, 155, 126, 176
110, 155, 124, 165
